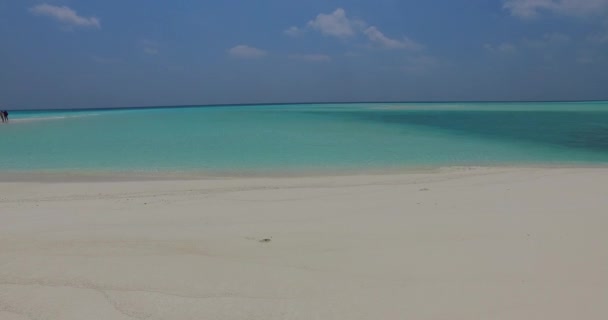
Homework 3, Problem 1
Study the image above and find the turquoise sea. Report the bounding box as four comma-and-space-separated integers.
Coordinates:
1, 101, 608, 173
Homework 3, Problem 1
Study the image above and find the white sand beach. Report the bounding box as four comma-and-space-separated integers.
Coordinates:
0, 167, 607, 319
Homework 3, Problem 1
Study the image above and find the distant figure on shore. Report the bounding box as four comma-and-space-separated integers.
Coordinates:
1, 110, 8, 123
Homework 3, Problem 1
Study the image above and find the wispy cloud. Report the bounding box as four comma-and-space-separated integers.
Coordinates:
364, 26, 423, 50
29, 4, 100, 29
307, 8, 358, 38
503, 0, 608, 18
284, 26, 303, 37
288, 54, 331, 62
228, 45, 267, 59
503, 1, 608, 57
289, 8, 422, 50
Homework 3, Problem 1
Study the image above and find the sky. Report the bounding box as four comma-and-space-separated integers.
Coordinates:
1, 0, 608, 109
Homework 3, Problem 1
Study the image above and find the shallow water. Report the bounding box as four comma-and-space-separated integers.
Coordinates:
1, 102, 608, 173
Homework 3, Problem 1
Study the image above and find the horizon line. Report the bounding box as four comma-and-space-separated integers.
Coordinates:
8, 99, 608, 112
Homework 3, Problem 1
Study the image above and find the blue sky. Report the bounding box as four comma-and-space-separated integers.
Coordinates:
1, 0, 608, 109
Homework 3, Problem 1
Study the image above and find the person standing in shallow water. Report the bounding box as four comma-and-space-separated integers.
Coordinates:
3, 110, 8, 123
0, 110, 5, 123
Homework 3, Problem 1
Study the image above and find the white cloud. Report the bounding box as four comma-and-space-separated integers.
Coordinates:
307, 8, 356, 38
228, 45, 267, 59
503, 0, 556, 17
284, 26, 303, 37
503, 0, 608, 18
29, 4, 100, 28
364, 26, 423, 50
290, 8, 423, 51
289, 54, 331, 62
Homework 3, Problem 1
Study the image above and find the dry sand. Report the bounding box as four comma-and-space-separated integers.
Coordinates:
0, 167, 607, 319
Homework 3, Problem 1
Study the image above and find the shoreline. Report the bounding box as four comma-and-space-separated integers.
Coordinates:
2, 163, 608, 182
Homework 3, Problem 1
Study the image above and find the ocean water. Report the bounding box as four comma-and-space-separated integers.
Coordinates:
1, 101, 608, 173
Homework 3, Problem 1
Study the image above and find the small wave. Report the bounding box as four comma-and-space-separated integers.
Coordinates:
11, 113, 101, 123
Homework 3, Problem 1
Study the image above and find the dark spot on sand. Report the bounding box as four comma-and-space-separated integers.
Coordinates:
259, 238, 272, 243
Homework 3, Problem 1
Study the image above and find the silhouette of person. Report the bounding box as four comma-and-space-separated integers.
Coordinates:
3, 110, 8, 122
0, 110, 5, 123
